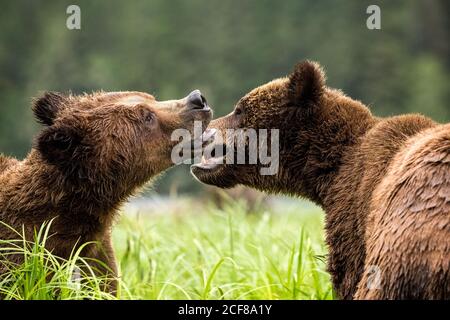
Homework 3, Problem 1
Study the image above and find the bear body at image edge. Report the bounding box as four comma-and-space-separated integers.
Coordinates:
191, 61, 450, 299
0, 90, 212, 293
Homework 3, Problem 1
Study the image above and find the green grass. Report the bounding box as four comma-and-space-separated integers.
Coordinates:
0, 220, 115, 299
0, 198, 333, 300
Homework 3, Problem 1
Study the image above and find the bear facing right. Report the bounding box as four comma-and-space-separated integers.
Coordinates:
192, 61, 450, 299
0, 89, 212, 292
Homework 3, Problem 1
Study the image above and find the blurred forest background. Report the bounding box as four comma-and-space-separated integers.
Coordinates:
0, 0, 449, 194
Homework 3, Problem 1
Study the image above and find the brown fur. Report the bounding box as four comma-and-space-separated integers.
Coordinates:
0, 90, 211, 291
192, 61, 449, 299
0, 156, 18, 173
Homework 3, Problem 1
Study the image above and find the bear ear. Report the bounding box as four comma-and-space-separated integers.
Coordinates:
32, 92, 68, 126
288, 60, 326, 106
36, 124, 83, 165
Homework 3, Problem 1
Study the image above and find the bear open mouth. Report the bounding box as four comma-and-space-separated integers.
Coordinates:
192, 130, 227, 171
186, 128, 216, 155
196, 145, 228, 170
197, 151, 225, 170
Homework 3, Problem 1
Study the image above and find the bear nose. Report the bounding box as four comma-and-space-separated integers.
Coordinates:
187, 90, 207, 109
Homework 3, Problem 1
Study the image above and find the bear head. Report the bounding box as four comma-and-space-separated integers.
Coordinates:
33, 90, 212, 195
191, 61, 371, 202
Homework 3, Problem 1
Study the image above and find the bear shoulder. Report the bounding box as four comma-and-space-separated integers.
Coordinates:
358, 124, 450, 299
367, 123, 450, 241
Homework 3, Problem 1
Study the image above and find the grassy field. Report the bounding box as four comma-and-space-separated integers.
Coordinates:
0, 197, 333, 300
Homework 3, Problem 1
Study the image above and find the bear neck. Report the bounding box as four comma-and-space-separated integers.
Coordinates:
281, 92, 380, 299
10, 151, 135, 230
292, 93, 378, 206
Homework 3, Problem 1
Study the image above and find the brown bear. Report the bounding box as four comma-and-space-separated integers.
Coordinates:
191, 61, 450, 299
0, 89, 212, 291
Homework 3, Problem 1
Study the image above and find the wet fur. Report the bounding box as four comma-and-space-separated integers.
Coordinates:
0, 90, 211, 293
192, 61, 450, 299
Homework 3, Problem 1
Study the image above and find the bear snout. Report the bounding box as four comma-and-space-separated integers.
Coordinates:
187, 90, 209, 110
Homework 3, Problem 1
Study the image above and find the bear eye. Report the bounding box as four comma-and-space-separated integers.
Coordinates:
144, 111, 155, 124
